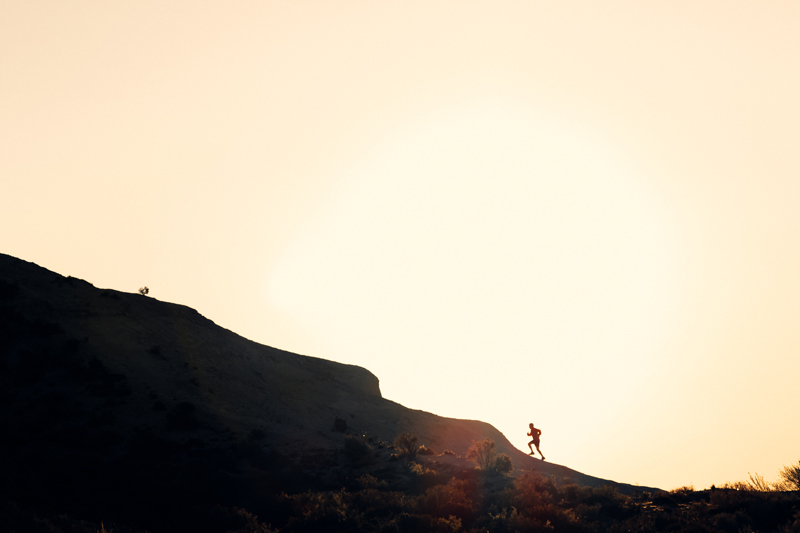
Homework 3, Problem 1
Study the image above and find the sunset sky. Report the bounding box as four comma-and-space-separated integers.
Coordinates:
3, 1, 799, 490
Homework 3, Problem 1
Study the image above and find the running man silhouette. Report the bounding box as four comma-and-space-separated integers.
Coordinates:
527, 422, 545, 460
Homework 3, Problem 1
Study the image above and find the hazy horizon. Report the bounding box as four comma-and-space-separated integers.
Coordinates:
3, 1, 799, 490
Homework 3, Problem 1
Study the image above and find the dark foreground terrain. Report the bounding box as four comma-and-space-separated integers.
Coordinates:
3, 442, 800, 533
2, 253, 799, 532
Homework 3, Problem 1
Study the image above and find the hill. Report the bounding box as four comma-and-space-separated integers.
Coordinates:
0, 252, 657, 531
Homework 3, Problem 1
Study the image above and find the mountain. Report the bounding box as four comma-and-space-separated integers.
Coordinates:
0, 252, 656, 530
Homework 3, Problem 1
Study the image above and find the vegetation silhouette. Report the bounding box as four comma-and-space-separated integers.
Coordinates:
721, 460, 800, 493
394, 433, 419, 460
343, 435, 374, 466
3, 255, 800, 532
779, 460, 800, 491
467, 438, 513, 475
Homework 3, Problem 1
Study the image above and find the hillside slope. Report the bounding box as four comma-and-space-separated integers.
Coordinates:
0, 253, 652, 517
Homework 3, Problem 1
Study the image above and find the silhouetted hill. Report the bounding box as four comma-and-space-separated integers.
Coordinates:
0, 252, 658, 531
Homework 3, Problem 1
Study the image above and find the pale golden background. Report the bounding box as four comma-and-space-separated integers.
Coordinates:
3, 2, 799, 490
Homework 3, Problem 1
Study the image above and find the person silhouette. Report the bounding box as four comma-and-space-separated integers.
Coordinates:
527, 422, 545, 460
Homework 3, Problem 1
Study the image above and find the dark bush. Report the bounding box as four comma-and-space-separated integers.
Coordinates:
282, 489, 354, 532
466, 439, 511, 474
417, 445, 435, 456
493, 453, 513, 474
343, 435, 373, 465
779, 460, 800, 491
394, 433, 418, 460
418, 478, 478, 525
467, 438, 496, 470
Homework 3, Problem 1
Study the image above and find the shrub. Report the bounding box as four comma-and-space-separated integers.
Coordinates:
344, 435, 373, 465
467, 439, 497, 470
512, 472, 558, 509
282, 489, 352, 531
720, 480, 752, 491
394, 433, 418, 459
779, 460, 800, 491
466, 439, 511, 474
723, 465, 800, 492
418, 478, 479, 524
747, 472, 776, 492
418, 445, 435, 456
493, 453, 513, 474
670, 484, 695, 495
356, 474, 383, 489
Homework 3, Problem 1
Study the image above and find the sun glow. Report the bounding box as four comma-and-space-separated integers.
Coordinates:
5, 1, 799, 493
267, 100, 683, 467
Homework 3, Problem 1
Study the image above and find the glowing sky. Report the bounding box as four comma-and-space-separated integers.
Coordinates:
3, 1, 799, 490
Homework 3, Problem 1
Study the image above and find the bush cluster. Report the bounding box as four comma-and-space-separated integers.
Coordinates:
344, 435, 373, 466
393, 433, 419, 459
467, 438, 513, 475
277, 469, 800, 533
722, 460, 800, 492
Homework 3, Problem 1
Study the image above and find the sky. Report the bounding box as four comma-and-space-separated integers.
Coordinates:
2, 1, 799, 490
